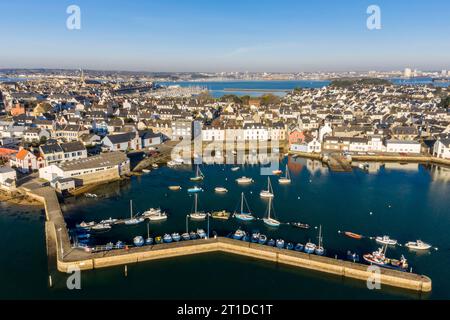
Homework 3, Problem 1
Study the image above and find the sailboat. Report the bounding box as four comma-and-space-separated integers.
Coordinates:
263, 197, 281, 227
315, 225, 325, 256
189, 193, 207, 220
279, 165, 291, 184
260, 177, 274, 198
124, 200, 145, 225
233, 192, 255, 221
190, 165, 204, 181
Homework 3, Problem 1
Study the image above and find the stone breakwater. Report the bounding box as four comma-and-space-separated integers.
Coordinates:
29, 187, 432, 293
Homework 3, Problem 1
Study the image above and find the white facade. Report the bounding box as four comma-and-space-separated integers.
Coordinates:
290, 138, 322, 153
433, 140, 450, 159
244, 125, 268, 141
202, 127, 225, 142
386, 140, 421, 154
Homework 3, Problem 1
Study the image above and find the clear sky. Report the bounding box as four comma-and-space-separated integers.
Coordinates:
0, 0, 449, 72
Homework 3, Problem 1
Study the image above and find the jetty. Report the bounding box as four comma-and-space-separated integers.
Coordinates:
28, 186, 432, 293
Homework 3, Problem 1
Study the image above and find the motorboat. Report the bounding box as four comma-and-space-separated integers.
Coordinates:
232, 229, 246, 240
272, 169, 283, 175
197, 229, 207, 239
294, 243, 304, 252
100, 218, 118, 225
276, 239, 285, 249
155, 236, 163, 244
91, 223, 112, 232
233, 193, 255, 221
116, 241, 125, 249
258, 234, 268, 245
405, 240, 432, 251
76, 221, 95, 230
347, 251, 360, 262
145, 237, 154, 245
214, 187, 228, 193
152, 164, 159, 169
304, 242, 317, 254
187, 186, 203, 193
133, 236, 145, 247
171, 233, 181, 242
181, 233, 191, 241
211, 210, 230, 220
168, 186, 182, 191
267, 239, 276, 247
231, 167, 240, 172
236, 176, 253, 184
142, 169, 151, 174
376, 236, 398, 246
251, 232, 261, 243
143, 208, 168, 222
286, 243, 295, 250
260, 177, 274, 198
163, 234, 173, 243
189, 231, 198, 240
290, 222, 310, 229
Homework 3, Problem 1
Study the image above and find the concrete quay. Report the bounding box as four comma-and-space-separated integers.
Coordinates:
30, 186, 432, 293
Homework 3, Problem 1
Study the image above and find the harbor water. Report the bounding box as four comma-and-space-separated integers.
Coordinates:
1, 157, 449, 299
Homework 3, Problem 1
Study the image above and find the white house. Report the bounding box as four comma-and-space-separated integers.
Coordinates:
244, 124, 268, 141
202, 126, 225, 142
290, 137, 322, 153
433, 139, 450, 159
9, 149, 45, 173
386, 140, 421, 154
102, 132, 141, 152
0, 167, 17, 189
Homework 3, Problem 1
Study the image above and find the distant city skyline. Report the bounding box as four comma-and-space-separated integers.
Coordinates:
1, 0, 449, 72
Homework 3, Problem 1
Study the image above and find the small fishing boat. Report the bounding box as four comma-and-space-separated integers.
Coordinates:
172, 233, 181, 242
181, 233, 191, 241
236, 176, 253, 184
91, 223, 112, 232
272, 169, 283, 175
155, 236, 163, 244
304, 242, 317, 254
168, 186, 182, 191
278, 165, 291, 184
211, 210, 230, 220
142, 169, 151, 174
190, 165, 205, 182
291, 222, 310, 229
405, 240, 432, 251
197, 229, 207, 239
143, 208, 168, 221
251, 232, 261, 243
232, 229, 246, 240
152, 164, 159, 169
76, 221, 95, 230
263, 196, 281, 228
286, 243, 295, 250
347, 251, 360, 262
233, 193, 255, 221
189, 231, 198, 240
258, 234, 268, 245
231, 166, 240, 172
145, 237, 154, 245
276, 239, 285, 249
188, 186, 203, 193
85, 193, 98, 198
163, 234, 173, 243
294, 243, 304, 252
214, 187, 228, 193
345, 232, 363, 240
363, 246, 409, 271
260, 177, 275, 198
267, 239, 276, 247
376, 236, 398, 246
133, 236, 145, 247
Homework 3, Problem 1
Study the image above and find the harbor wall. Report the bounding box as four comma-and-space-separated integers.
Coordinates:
30, 186, 432, 293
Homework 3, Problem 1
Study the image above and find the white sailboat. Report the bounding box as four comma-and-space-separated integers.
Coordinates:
189, 193, 207, 220
263, 196, 281, 227
315, 225, 325, 256
190, 165, 204, 181
279, 165, 291, 184
124, 200, 144, 225
233, 192, 255, 221
260, 177, 274, 198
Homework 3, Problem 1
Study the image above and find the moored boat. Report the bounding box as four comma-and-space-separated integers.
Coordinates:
163, 234, 173, 243
347, 251, 360, 262
231, 166, 240, 172
143, 208, 168, 222
315, 225, 325, 256
405, 240, 432, 251
294, 243, 304, 252
145, 237, 154, 245
91, 223, 112, 232
267, 239, 276, 247
304, 242, 316, 254
345, 232, 363, 240
168, 186, 182, 191
197, 229, 207, 239
278, 165, 291, 184
189, 193, 207, 220
272, 169, 283, 175
258, 234, 268, 245
190, 165, 205, 181
291, 222, 310, 229
133, 236, 145, 247
236, 176, 253, 184
276, 239, 285, 249
181, 233, 191, 241
260, 177, 275, 198
286, 243, 295, 250
155, 236, 163, 244
251, 232, 260, 243
211, 210, 230, 220
376, 236, 398, 246
171, 233, 181, 242
232, 229, 246, 240
363, 246, 409, 271
214, 187, 228, 193
233, 192, 255, 221
188, 186, 203, 193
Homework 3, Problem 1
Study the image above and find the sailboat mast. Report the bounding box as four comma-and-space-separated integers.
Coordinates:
130, 200, 133, 218
318, 225, 323, 247
194, 193, 198, 213
241, 193, 244, 214
268, 197, 272, 219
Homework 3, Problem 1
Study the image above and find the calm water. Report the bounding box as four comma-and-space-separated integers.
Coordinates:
158, 80, 330, 97
1, 157, 449, 300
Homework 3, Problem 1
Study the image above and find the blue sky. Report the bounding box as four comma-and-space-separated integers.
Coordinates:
0, 0, 449, 72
